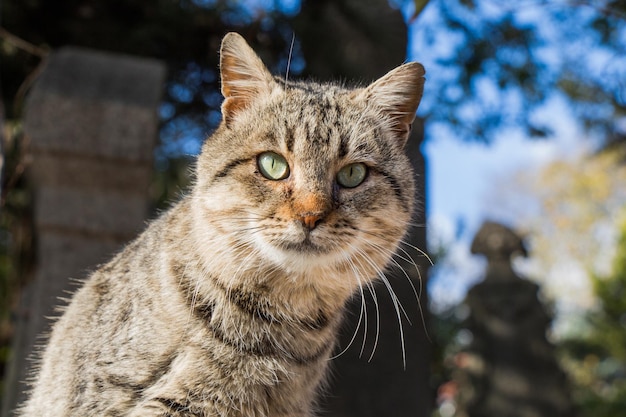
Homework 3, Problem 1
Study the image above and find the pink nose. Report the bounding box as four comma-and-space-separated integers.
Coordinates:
301, 214, 323, 231
293, 192, 330, 231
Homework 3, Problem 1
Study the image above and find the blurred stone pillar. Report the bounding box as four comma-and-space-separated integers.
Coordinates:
453, 221, 574, 417
294, 1, 432, 414
1, 47, 165, 416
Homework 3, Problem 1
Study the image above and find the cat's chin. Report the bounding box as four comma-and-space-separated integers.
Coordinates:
254, 236, 347, 273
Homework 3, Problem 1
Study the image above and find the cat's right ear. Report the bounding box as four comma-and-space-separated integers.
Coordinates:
355, 62, 425, 146
220, 32, 276, 127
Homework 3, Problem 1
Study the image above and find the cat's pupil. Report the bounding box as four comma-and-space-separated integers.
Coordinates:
337, 163, 367, 188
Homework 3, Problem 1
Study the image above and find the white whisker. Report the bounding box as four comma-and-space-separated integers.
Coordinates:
285, 32, 295, 88
329, 258, 366, 361
364, 280, 380, 363
360, 232, 432, 343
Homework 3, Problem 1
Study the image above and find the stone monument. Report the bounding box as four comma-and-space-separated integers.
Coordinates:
453, 221, 575, 417
1, 47, 165, 416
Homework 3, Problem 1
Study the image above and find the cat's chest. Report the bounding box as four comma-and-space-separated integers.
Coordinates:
138, 339, 328, 417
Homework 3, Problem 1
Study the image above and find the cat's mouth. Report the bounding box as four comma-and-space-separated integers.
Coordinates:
277, 237, 331, 254
252, 223, 342, 268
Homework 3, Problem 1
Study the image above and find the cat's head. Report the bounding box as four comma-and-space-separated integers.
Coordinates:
193, 33, 424, 290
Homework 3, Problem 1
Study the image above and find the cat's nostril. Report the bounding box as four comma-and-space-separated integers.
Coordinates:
301, 214, 323, 231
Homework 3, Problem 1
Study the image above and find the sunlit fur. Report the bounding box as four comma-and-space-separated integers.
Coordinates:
19, 33, 425, 417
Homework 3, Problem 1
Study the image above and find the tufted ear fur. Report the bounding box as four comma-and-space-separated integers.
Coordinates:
356, 62, 425, 145
220, 32, 277, 126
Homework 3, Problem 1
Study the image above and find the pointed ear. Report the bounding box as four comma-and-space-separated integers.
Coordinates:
357, 62, 425, 145
220, 32, 276, 126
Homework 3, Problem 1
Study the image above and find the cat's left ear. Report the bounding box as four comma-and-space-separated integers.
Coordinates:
220, 32, 277, 127
356, 62, 425, 145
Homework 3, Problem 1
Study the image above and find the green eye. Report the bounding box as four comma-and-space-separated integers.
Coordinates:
257, 152, 290, 180
337, 163, 368, 188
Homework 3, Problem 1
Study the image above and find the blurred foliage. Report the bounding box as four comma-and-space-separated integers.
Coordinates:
559, 215, 626, 417
410, 0, 432, 21
0, 120, 35, 399
428, 305, 465, 417
2, 1, 624, 154
0, 0, 301, 163
413, 0, 626, 144
486, 144, 626, 316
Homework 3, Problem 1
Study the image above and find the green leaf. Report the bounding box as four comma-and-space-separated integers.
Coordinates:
410, 0, 431, 22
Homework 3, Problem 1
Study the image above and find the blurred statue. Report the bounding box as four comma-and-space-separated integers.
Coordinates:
454, 221, 575, 417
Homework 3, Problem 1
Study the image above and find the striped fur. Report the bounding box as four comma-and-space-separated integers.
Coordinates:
19, 33, 425, 416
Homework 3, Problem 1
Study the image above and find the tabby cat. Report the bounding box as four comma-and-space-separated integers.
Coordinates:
19, 32, 425, 416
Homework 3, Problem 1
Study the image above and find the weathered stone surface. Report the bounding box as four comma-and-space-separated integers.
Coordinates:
26, 47, 164, 106
30, 154, 152, 191
35, 187, 149, 238
24, 232, 126, 360
24, 46, 165, 161
1, 46, 164, 417
38, 231, 123, 283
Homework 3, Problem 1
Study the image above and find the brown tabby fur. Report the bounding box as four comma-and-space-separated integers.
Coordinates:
19, 33, 425, 416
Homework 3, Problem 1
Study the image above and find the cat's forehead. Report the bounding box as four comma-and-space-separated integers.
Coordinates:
280, 80, 354, 109
273, 82, 377, 132
259, 84, 382, 160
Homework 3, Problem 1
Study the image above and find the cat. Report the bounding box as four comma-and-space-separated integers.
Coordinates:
18, 32, 425, 417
